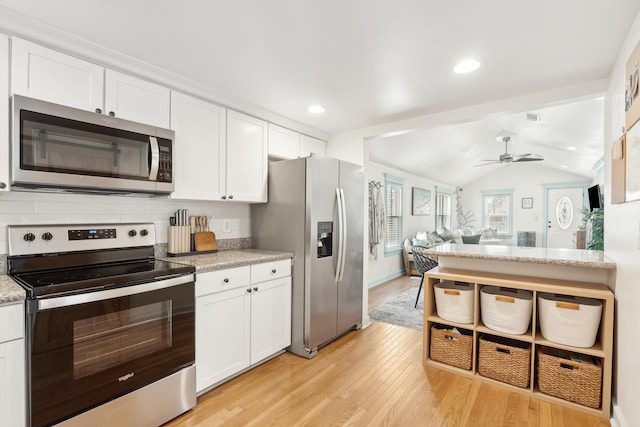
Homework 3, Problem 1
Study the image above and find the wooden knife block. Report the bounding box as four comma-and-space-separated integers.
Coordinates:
195, 231, 217, 251
168, 226, 191, 254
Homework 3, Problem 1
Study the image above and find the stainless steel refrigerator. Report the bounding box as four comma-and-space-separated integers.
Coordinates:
251, 155, 364, 358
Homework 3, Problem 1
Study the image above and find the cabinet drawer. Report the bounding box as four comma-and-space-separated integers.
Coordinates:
0, 303, 24, 343
196, 266, 251, 297
251, 259, 291, 284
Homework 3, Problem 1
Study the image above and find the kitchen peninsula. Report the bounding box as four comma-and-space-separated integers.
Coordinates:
420, 243, 616, 419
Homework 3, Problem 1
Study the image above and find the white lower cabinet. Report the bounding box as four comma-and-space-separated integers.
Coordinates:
196, 284, 251, 392
0, 302, 26, 427
250, 276, 292, 363
195, 259, 292, 393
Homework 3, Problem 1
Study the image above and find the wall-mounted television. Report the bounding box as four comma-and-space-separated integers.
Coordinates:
588, 184, 603, 211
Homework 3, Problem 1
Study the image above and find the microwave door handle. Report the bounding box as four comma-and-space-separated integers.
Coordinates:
148, 136, 160, 181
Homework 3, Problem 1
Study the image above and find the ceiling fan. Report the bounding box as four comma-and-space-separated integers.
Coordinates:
475, 136, 544, 167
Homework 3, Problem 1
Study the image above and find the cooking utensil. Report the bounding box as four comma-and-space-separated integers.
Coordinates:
189, 215, 196, 251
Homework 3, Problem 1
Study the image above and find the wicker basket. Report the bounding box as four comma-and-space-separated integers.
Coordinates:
430, 325, 472, 370
537, 347, 602, 408
478, 336, 531, 388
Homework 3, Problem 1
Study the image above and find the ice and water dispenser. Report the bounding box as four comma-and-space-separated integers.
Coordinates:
317, 221, 333, 258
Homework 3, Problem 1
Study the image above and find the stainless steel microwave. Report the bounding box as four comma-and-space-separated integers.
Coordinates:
11, 95, 175, 195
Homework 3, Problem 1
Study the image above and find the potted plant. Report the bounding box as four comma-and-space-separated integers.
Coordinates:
580, 207, 604, 250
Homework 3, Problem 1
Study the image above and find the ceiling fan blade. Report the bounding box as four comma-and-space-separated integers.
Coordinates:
512, 153, 544, 162
473, 161, 502, 167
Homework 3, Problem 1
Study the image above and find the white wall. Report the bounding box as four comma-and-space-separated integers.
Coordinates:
0, 192, 251, 253
603, 9, 640, 427
365, 161, 450, 287
460, 163, 591, 246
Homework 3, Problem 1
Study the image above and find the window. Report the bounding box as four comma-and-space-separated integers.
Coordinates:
384, 174, 404, 255
435, 187, 453, 232
482, 190, 514, 236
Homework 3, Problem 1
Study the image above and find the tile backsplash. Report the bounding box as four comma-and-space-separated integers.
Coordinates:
0, 191, 252, 255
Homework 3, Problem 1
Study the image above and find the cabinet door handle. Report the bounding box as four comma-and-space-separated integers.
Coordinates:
109, 111, 116, 117
253, 287, 258, 292
228, 195, 234, 200
95, 108, 102, 114
247, 288, 252, 293
222, 195, 227, 200
223, 278, 229, 283
271, 269, 277, 274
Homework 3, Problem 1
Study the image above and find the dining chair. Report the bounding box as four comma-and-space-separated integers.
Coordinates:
411, 246, 439, 308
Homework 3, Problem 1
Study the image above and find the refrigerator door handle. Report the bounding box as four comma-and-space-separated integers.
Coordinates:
335, 188, 344, 283
338, 188, 347, 282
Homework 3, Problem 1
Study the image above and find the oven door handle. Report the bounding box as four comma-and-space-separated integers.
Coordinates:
31, 274, 195, 312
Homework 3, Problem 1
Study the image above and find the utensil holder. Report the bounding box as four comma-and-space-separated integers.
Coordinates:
167, 226, 191, 254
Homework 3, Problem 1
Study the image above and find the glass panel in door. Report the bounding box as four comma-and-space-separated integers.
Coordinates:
20, 110, 151, 180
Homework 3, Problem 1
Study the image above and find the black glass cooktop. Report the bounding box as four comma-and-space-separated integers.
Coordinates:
12, 259, 195, 298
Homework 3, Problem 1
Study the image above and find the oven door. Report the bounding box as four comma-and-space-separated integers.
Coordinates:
26, 275, 195, 427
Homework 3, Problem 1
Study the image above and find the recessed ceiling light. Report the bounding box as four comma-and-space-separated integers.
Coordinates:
566, 146, 577, 151
561, 164, 568, 168
453, 59, 480, 74
307, 105, 326, 114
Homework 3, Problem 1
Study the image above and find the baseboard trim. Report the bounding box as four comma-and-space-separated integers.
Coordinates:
368, 270, 406, 288
361, 314, 372, 329
611, 401, 627, 427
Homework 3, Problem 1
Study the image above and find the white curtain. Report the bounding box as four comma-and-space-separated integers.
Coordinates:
368, 182, 385, 258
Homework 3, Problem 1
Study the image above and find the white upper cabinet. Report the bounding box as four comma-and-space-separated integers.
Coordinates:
104, 70, 170, 128
11, 38, 170, 128
268, 123, 299, 159
170, 92, 226, 200
268, 123, 326, 160
299, 134, 326, 157
0, 34, 9, 191
11, 37, 104, 112
226, 110, 268, 202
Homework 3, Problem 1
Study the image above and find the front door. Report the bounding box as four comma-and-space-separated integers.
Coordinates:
545, 187, 585, 248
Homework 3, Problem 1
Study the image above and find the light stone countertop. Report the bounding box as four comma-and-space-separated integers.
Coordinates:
421, 243, 616, 269
158, 249, 294, 273
0, 275, 26, 304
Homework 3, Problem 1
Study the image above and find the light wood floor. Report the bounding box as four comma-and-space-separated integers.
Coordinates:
166, 277, 610, 427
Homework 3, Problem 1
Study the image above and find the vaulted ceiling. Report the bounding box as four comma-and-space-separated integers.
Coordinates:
1, 0, 638, 183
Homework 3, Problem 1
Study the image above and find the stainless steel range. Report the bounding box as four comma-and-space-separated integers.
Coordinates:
7, 223, 196, 427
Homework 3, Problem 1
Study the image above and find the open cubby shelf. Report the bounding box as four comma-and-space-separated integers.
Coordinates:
423, 267, 614, 420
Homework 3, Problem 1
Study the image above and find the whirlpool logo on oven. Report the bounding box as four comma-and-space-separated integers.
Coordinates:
118, 372, 135, 382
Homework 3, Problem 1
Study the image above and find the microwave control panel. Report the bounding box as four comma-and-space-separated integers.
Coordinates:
157, 138, 173, 183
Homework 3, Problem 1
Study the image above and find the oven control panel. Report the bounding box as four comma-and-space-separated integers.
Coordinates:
8, 223, 156, 256
68, 228, 117, 240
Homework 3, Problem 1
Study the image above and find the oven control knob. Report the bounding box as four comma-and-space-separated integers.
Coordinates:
23, 233, 36, 242
140, 229, 149, 237
128, 229, 137, 237
42, 232, 53, 241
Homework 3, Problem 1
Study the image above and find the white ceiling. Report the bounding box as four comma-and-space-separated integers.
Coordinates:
369, 96, 605, 185
1, 1, 638, 183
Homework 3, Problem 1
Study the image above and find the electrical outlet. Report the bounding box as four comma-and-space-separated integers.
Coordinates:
223, 219, 231, 233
